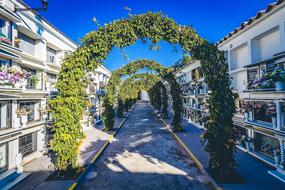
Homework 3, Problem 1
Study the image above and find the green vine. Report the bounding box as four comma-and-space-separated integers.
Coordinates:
52, 12, 236, 179
105, 60, 182, 131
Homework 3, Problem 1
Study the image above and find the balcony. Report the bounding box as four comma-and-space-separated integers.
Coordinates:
181, 81, 208, 96
0, 66, 42, 91
242, 101, 285, 133
244, 53, 285, 93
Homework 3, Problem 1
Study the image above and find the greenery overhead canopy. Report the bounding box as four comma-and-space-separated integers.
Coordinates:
51, 12, 236, 179
105, 59, 183, 132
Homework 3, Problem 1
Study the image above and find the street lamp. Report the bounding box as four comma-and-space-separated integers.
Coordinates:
16, 0, 48, 12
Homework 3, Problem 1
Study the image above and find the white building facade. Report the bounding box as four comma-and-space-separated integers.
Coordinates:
176, 0, 285, 181
82, 65, 111, 129
175, 61, 209, 129
218, 0, 285, 180
0, 0, 77, 181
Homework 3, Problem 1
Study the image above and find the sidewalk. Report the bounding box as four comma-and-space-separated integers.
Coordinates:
164, 118, 285, 190
11, 114, 130, 190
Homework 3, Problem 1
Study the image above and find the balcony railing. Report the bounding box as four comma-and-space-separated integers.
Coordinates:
181, 85, 208, 96
245, 60, 285, 92
242, 101, 285, 132
0, 66, 43, 91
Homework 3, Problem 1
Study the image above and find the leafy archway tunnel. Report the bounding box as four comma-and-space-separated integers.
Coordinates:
104, 59, 183, 132
51, 12, 236, 179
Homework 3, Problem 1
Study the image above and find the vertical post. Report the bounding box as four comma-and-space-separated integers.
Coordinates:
279, 23, 285, 52
275, 100, 281, 131
279, 139, 285, 170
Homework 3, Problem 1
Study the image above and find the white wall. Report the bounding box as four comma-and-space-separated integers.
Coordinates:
252, 27, 281, 62
218, 3, 285, 93
140, 90, 150, 101
230, 43, 248, 70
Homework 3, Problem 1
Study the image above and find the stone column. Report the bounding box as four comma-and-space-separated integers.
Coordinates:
280, 140, 285, 170
275, 100, 282, 131
279, 23, 285, 51
12, 100, 20, 129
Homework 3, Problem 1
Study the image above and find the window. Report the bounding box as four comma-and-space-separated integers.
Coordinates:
19, 133, 37, 157
18, 32, 35, 55
0, 16, 12, 41
46, 47, 57, 63
0, 143, 8, 173
0, 101, 12, 130
47, 73, 56, 81
19, 101, 37, 122
254, 133, 279, 158
0, 58, 11, 69
191, 68, 200, 80
253, 101, 272, 124
23, 68, 38, 89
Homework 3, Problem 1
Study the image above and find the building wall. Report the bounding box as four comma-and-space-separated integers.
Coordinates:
0, 0, 77, 174
218, 1, 285, 175
175, 1, 285, 178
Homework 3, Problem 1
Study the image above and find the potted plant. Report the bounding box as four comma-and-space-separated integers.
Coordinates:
266, 69, 285, 91
30, 75, 40, 86
16, 108, 30, 128
14, 37, 21, 48
242, 102, 253, 121
266, 103, 277, 128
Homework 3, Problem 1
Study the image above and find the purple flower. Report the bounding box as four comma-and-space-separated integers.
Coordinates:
9, 75, 20, 84
0, 72, 8, 80
24, 72, 32, 79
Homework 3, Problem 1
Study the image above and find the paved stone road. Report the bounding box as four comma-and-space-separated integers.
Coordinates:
80, 101, 210, 190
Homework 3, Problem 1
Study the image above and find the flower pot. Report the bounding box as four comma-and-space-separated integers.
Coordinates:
42, 114, 48, 121
275, 81, 284, 91
272, 116, 277, 128
20, 115, 28, 128
14, 82, 21, 88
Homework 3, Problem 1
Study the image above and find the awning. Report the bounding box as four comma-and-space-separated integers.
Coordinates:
0, 48, 21, 61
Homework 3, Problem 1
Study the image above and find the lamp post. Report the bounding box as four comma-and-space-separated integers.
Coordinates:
16, 0, 48, 12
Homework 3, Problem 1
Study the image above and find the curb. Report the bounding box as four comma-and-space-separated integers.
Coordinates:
160, 118, 222, 190
68, 103, 137, 190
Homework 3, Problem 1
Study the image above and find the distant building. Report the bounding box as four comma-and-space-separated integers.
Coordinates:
83, 65, 111, 129
174, 60, 209, 129
140, 90, 150, 101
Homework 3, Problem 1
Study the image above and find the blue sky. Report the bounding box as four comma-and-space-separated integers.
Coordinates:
24, 0, 274, 70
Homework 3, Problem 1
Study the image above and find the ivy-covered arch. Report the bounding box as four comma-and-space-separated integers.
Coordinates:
118, 73, 160, 101
51, 12, 236, 179
104, 59, 182, 131
116, 73, 160, 118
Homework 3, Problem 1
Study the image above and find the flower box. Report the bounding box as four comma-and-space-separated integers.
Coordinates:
0, 33, 12, 45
